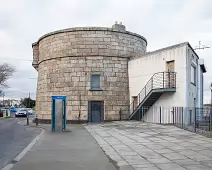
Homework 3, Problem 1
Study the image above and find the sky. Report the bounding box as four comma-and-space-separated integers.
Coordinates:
0, 0, 212, 103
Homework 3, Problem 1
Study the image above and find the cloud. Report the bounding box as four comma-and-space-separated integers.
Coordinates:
0, 0, 211, 103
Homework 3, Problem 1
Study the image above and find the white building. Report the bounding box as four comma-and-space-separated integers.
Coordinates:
0, 97, 21, 107
128, 42, 206, 123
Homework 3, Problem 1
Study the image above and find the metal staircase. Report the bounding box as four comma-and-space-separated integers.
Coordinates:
124, 72, 176, 120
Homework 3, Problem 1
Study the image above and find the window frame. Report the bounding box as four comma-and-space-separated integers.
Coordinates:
90, 74, 102, 91
191, 64, 196, 85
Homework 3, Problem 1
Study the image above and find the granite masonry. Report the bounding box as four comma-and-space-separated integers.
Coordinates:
32, 23, 147, 123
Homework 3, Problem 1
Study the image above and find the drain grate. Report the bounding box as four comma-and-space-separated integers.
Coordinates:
10, 160, 18, 164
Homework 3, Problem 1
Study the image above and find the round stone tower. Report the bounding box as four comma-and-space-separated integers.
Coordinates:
32, 23, 147, 123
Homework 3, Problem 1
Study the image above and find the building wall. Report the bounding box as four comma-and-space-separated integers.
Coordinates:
33, 26, 147, 122
143, 106, 176, 124
141, 45, 205, 124
186, 46, 199, 108
200, 69, 204, 108
128, 44, 187, 107
33, 27, 147, 63
197, 63, 204, 108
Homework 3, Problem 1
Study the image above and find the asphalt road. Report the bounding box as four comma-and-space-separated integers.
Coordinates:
0, 116, 41, 169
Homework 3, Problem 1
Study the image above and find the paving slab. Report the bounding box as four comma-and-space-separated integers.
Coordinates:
184, 164, 212, 170
85, 122, 212, 170
154, 149, 175, 154
119, 165, 134, 170
145, 144, 166, 150
117, 160, 129, 166
178, 150, 199, 156
155, 163, 186, 170
147, 158, 171, 164
134, 167, 160, 170
132, 164, 157, 168
185, 145, 206, 151
198, 149, 212, 157
186, 153, 212, 161
139, 150, 164, 159
11, 125, 117, 170
173, 159, 201, 166
200, 160, 212, 168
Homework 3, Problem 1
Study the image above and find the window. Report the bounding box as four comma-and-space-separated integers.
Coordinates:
191, 65, 196, 85
91, 75, 100, 89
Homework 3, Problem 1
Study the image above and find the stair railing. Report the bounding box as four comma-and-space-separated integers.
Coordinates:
121, 72, 176, 119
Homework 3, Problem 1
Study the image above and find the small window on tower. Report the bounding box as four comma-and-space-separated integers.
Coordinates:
91, 74, 100, 89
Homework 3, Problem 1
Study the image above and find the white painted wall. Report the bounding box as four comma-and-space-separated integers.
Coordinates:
128, 44, 187, 107
142, 106, 175, 124
128, 43, 206, 124
197, 63, 203, 108
198, 59, 205, 108
142, 106, 195, 125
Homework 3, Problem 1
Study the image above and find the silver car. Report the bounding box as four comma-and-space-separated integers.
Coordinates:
27, 109, 34, 115
15, 109, 28, 117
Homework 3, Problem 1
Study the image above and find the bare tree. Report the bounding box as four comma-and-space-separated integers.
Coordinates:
0, 63, 15, 88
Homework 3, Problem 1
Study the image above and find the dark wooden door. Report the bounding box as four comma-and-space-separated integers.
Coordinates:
166, 61, 175, 87
89, 101, 104, 123
133, 96, 138, 111
167, 60, 175, 72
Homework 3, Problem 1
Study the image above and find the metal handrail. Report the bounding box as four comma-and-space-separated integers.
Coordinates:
122, 72, 176, 119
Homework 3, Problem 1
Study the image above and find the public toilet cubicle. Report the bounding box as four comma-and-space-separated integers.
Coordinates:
52, 96, 66, 132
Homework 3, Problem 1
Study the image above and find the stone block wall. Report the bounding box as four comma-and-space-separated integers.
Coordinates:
33, 24, 147, 122
36, 27, 147, 63
36, 56, 129, 121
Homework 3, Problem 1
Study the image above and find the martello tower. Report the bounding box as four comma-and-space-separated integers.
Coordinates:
32, 23, 147, 123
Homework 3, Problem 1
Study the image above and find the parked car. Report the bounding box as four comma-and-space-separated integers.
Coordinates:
27, 109, 34, 115
10, 108, 17, 112
15, 109, 28, 117
0, 110, 3, 117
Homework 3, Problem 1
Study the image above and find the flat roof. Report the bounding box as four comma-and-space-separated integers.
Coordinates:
32, 26, 147, 46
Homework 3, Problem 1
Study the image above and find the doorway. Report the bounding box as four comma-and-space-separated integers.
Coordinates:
52, 96, 66, 132
88, 101, 104, 123
166, 60, 175, 87
133, 96, 138, 111
166, 60, 175, 72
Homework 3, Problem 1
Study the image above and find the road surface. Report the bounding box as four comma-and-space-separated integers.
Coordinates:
0, 117, 41, 169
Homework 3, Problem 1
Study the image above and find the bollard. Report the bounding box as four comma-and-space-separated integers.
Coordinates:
119, 109, 121, 121
35, 115, 38, 126
27, 117, 29, 125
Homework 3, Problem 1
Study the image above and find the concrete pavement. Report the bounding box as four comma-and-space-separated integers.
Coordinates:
6, 121, 212, 170
11, 125, 117, 170
0, 118, 41, 169
86, 121, 212, 170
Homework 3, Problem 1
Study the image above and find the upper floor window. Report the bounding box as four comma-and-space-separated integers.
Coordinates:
91, 74, 100, 89
191, 65, 196, 85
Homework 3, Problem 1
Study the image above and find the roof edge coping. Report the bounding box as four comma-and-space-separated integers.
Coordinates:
32, 27, 147, 47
